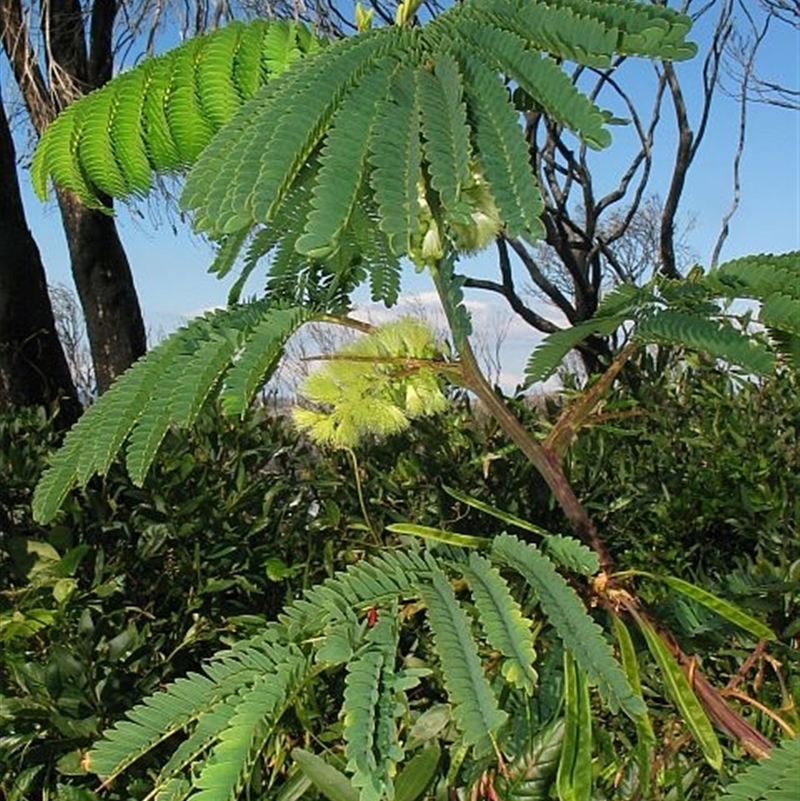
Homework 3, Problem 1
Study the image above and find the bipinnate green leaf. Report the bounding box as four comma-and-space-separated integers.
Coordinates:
718, 736, 800, 801
189, 653, 308, 801
87, 671, 221, 781
525, 315, 626, 386
32, 0, 696, 288
420, 569, 508, 754
33, 302, 310, 522
279, 550, 430, 637
710, 252, 800, 302
344, 615, 405, 801
295, 59, 397, 258
456, 48, 545, 242
541, 535, 599, 578
454, 22, 610, 148
33, 20, 318, 205
463, 553, 538, 694
221, 306, 313, 417
634, 310, 774, 375
418, 54, 473, 216
633, 614, 723, 771
492, 534, 645, 721
369, 62, 422, 257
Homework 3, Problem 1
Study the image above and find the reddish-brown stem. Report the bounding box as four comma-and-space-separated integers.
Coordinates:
432, 266, 613, 571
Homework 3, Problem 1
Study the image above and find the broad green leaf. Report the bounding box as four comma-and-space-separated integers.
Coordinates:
394, 745, 441, 801
442, 485, 553, 538
292, 749, 359, 801
387, 523, 490, 549
627, 572, 776, 642
556, 650, 592, 801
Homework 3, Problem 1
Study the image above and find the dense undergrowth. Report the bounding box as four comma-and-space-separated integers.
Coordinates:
1, 356, 797, 800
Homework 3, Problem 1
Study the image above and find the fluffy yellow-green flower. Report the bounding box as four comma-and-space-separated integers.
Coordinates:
293, 318, 449, 448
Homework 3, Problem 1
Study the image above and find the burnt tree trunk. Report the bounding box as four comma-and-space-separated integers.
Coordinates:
1, 0, 146, 394
55, 189, 147, 393
0, 90, 81, 425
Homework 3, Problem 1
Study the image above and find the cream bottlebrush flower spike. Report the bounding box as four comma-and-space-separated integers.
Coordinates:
293, 318, 449, 448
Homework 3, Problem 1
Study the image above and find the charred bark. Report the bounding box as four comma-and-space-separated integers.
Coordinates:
0, 90, 80, 426
1, 0, 146, 393
55, 189, 147, 393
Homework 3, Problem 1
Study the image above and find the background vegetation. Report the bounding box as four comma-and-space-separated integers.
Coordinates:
0, 1, 797, 799
2, 351, 797, 799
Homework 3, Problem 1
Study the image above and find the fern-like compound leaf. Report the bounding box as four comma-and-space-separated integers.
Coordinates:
88, 636, 294, 782
166, 37, 217, 164
343, 615, 402, 801
194, 25, 244, 129
190, 29, 398, 236
78, 80, 128, 196
418, 54, 473, 218
463, 553, 539, 694
456, 48, 544, 242
718, 736, 800, 801
33, 20, 319, 204
32, 302, 311, 521
525, 314, 626, 385
541, 535, 599, 578
88, 668, 233, 781
493, 534, 645, 721
296, 59, 397, 258
110, 66, 154, 196
420, 569, 508, 755
466, 0, 612, 68
454, 22, 610, 149
711, 252, 800, 300
221, 306, 313, 417
279, 550, 431, 637
189, 653, 309, 801
369, 62, 423, 257
634, 310, 775, 375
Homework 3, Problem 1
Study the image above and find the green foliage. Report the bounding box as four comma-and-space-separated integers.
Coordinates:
462, 553, 538, 694
635, 613, 723, 770
1, 406, 373, 800
419, 568, 509, 754
525, 256, 800, 386
556, 650, 593, 801
31, 20, 321, 203
33, 0, 695, 276
32, 303, 310, 523
718, 736, 800, 801
19, 2, 796, 799
568, 358, 799, 579
78, 534, 643, 799
4, 358, 796, 800
493, 533, 645, 720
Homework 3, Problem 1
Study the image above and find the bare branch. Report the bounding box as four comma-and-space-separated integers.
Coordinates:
0, 0, 54, 132
712, 3, 770, 265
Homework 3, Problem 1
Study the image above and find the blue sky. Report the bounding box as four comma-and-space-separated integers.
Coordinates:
11, 5, 800, 386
